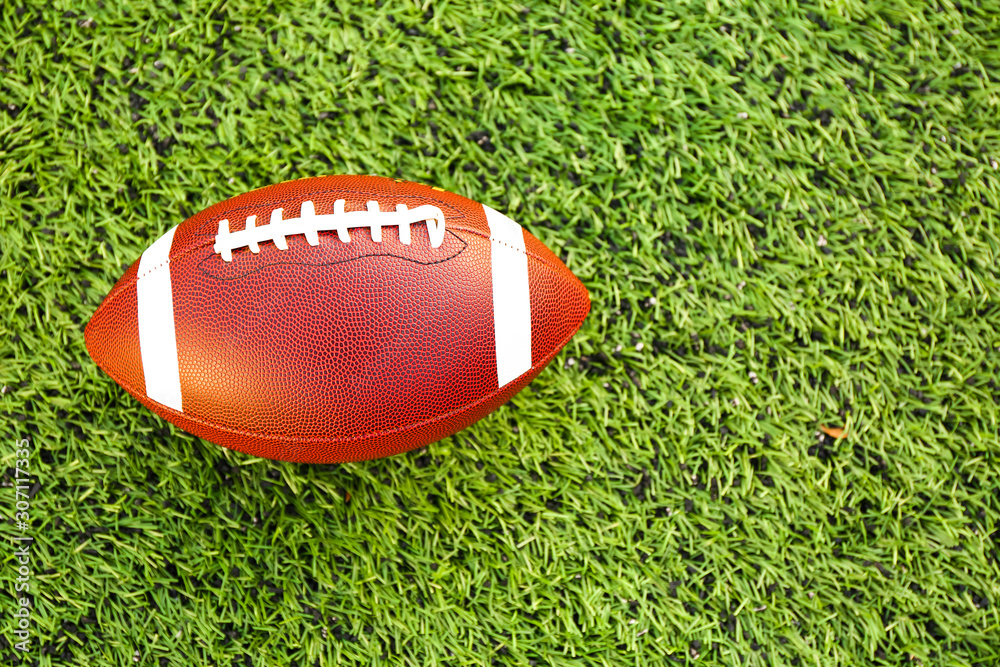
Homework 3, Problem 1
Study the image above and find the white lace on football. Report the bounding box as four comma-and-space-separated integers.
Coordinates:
213, 199, 447, 262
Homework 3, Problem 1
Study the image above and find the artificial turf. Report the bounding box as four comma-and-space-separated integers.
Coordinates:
2, 0, 1000, 665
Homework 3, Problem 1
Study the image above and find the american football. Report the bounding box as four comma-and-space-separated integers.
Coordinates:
84, 175, 590, 463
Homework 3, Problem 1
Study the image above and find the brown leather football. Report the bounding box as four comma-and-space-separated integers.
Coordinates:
85, 176, 590, 462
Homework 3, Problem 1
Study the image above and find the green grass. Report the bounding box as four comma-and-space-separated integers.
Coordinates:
2, 0, 1000, 664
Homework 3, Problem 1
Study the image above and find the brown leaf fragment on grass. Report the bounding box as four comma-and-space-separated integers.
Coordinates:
820, 425, 846, 439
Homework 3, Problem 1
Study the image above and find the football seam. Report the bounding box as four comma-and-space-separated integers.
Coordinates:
193, 187, 470, 239
95, 259, 588, 458
196, 229, 470, 280
478, 228, 571, 277
126, 187, 471, 284
97, 221, 564, 315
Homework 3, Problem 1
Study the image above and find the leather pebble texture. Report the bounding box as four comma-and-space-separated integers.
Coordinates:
85, 176, 591, 463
